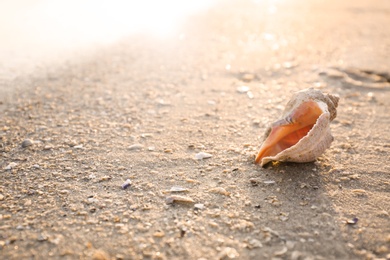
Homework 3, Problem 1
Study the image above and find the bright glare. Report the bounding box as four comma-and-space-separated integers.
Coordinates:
35, 0, 212, 43
0, 0, 212, 54
0, 0, 213, 77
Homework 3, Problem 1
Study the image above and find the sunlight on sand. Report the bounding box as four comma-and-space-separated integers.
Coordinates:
0, 0, 212, 62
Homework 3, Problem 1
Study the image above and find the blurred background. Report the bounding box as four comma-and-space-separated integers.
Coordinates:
0, 0, 213, 62
1, 0, 389, 98
1, 0, 389, 75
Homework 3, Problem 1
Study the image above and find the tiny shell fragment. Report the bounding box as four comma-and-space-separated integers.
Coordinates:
153, 231, 165, 238
194, 203, 205, 210
169, 186, 189, 192
121, 179, 132, 190
195, 152, 212, 160
128, 144, 143, 150
352, 189, 367, 195
165, 195, 195, 204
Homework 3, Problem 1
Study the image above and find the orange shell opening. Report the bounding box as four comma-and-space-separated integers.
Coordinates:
255, 100, 323, 164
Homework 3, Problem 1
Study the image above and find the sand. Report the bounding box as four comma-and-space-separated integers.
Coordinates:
1, 0, 389, 259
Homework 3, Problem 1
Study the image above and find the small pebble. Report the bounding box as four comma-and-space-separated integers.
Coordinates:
16, 225, 24, 230
237, 86, 250, 93
88, 173, 96, 179
21, 139, 33, 148
87, 197, 99, 204
121, 179, 132, 190
248, 238, 263, 248
59, 190, 70, 195
37, 234, 48, 242
195, 152, 212, 160
208, 187, 230, 196
5, 162, 17, 170
346, 217, 358, 225
194, 203, 205, 210
100, 176, 112, 181
153, 231, 165, 238
43, 145, 53, 150
217, 247, 239, 259
250, 178, 260, 186
67, 140, 78, 147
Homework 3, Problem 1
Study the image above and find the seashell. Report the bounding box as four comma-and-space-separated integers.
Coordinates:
255, 88, 339, 167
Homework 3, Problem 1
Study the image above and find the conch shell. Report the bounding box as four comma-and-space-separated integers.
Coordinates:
255, 88, 339, 167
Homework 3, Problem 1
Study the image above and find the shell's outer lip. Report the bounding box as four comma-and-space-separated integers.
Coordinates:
259, 111, 332, 166
255, 100, 328, 165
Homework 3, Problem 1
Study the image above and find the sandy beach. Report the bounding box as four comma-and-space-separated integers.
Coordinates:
1, 0, 389, 259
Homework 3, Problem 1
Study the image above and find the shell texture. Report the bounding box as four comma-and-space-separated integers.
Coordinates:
256, 88, 339, 167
